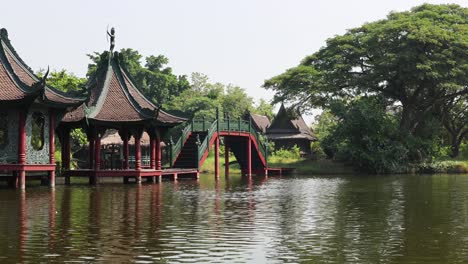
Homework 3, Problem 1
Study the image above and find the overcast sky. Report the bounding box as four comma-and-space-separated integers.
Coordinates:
1, 0, 466, 123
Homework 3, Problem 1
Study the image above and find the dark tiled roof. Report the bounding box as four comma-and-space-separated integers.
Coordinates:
267, 103, 317, 141
0, 28, 84, 107
0, 61, 29, 100
64, 52, 186, 125
250, 113, 270, 133
92, 71, 148, 122
62, 104, 85, 122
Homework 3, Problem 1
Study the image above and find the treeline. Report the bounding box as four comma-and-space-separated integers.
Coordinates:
42, 48, 275, 155
44, 49, 274, 120
264, 4, 467, 173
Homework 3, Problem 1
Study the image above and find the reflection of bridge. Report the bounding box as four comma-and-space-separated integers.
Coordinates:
66, 112, 290, 184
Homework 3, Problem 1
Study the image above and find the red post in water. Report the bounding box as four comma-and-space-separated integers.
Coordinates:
214, 136, 219, 178
17, 110, 27, 189
135, 132, 142, 170
247, 136, 252, 177
156, 137, 162, 170
150, 134, 156, 170
91, 128, 101, 185
49, 111, 55, 187
122, 129, 129, 170
135, 130, 142, 184
224, 140, 229, 177
88, 134, 94, 170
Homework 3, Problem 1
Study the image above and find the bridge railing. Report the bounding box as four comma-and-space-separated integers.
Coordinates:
170, 114, 269, 169
169, 123, 192, 166
196, 119, 217, 169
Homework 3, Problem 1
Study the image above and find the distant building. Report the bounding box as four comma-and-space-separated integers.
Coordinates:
245, 113, 271, 133
266, 104, 317, 156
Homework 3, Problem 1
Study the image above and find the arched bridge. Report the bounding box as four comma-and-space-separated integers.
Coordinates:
168, 116, 276, 177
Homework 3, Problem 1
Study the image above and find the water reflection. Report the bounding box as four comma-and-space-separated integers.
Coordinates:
0, 174, 467, 263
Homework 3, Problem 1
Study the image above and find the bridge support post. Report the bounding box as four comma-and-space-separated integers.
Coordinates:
214, 136, 219, 178
225, 140, 229, 177
247, 136, 252, 177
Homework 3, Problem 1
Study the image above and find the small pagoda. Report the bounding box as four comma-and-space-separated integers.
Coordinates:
0, 28, 84, 189
266, 104, 317, 156
59, 30, 186, 184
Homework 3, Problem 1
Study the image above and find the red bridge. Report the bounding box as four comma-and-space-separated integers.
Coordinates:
170, 113, 272, 177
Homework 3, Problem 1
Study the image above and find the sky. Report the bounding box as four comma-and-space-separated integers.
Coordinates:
1, 0, 466, 124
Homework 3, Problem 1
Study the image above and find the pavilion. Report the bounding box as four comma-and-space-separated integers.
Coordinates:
0, 28, 85, 189
59, 36, 186, 184
266, 103, 317, 157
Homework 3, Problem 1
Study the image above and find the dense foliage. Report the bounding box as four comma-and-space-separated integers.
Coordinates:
266, 4, 468, 173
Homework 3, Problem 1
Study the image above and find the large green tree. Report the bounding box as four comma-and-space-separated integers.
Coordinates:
253, 99, 275, 120
166, 73, 254, 120
264, 4, 468, 135
440, 95, 468, 157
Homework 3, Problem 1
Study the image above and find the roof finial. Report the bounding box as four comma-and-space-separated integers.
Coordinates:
39, 66, 50, 88
107, 27, 115, 52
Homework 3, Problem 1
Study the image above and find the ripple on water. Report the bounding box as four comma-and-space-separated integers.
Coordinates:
0, 174, 467, 263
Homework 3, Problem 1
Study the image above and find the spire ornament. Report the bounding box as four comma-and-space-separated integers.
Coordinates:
107, 27, 115, 52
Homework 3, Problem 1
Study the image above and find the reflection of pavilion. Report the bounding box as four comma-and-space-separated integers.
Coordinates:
58, 37, 188, 184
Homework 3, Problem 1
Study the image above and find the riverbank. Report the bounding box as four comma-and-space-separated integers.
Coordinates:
200, 154, 468, 175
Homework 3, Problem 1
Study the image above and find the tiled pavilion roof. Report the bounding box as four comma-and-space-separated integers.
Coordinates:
267, 103, 317, 141
0, 28, 84, 107
63, 52, 186, 126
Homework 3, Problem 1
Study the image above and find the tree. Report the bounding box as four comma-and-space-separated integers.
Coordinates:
43, 69, 86, 93
440, 95, 468, 157
166, 73, 224, 119
253, 99, 274, 120
264, 4, 468, 135
325, 97, 409, 173
222, 85, 254, 119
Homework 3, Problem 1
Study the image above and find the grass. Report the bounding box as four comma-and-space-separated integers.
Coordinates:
200, 150, 355, 175
200, 152, 242, 174
417, 159, 468, 174
269, 158, 355, 175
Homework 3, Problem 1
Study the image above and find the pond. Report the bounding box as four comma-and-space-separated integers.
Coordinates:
0, 174, 467, 263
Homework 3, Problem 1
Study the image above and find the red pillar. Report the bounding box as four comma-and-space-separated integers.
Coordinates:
156, 137, 162, 170
122, 130, 129, 170
247, 136, 252, 177
91, 128, 101, 185
150, 134, 156, 170
17, 110, 27, 189
225, 140, 229, 177
135, 131, 142, 184
49, 111, 55, 187
88, 137, 94, 169
214, 136, 219, 178
61, 127, 71, 185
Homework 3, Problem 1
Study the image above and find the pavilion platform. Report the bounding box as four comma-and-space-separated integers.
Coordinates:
64, 168, 199, 182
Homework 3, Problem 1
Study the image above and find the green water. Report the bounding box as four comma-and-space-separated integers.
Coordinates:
0, 174, 467, 263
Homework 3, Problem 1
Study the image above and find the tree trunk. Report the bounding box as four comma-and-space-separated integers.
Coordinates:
450, 137, 460, 158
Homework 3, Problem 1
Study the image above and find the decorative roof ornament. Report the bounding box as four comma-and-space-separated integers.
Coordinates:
107, 27, 115, 52
40, 66, 50, 88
